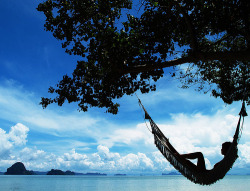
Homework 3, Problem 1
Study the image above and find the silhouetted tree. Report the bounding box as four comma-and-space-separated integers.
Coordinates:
38, 0, 249, 114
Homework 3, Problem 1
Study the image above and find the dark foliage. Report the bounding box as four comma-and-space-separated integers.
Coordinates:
38, 0, 250, 113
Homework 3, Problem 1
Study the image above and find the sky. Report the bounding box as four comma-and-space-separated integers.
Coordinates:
0, 0, 249, 175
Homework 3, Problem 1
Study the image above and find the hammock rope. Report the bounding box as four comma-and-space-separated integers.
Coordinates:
138, 99, 247, 185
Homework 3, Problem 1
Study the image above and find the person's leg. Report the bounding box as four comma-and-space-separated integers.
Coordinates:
180, 152, 206, 171
196, 152, 206, 171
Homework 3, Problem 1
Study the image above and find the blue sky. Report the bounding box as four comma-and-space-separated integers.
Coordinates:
0, 0, 249, 175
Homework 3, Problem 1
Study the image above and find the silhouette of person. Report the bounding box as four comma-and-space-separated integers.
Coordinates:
176, 142, 232, 172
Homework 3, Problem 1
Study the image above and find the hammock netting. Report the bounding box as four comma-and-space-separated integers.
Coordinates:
139, 100, 247, 185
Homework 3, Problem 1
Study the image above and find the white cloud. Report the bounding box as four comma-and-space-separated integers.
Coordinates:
151, 151, 175, 172
96, 123, 153, 148
0, 144, 155, 173
18, 147, 45, 161
157, 112, 240, 153
64, 149, 87, 161
0, 81, 107, 137
15, 147, 57, 171
8, 123, 29, 146
138, 152, 154, 169
114, 152, 154, 172
0, 128, 12, 159
116, 153, 140, 170
97, 145, 120, 160
42, 145, 154, 173
237, 143, 250, 167
0, 123, 29, 159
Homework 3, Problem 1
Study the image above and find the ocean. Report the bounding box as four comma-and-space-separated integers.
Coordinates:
0, 175, 249, 191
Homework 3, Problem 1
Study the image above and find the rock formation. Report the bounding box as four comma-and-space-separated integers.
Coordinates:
5, 162, 34, 175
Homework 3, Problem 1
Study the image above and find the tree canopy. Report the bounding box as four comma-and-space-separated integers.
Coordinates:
37, 0, 249, 114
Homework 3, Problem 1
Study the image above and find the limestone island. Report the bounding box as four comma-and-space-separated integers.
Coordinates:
5, 162, 35, 175
47, 169, 75, 175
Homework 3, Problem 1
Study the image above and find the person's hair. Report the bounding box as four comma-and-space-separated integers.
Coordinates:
222, 142, 232, 154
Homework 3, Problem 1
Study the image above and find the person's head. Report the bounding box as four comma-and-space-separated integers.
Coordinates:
221, 142, 232, 156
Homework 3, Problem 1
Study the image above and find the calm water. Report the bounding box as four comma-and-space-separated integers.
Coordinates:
0, 175, 250, 191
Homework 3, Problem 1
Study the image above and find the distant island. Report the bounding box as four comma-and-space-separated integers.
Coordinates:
2, 162, 185, 176
3, 162, 107, 176
114, 174, 126, 176
162, 172, 180, 176
41, 170, 107, 176
4, 162, 35, 175
47, 169, 75, 175
81, 172, 107, 176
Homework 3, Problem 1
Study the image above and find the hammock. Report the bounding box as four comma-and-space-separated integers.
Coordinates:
138, 100, 248, 185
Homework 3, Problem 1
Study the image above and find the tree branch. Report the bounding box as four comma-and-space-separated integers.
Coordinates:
172, 0, 198, 51
124, 50, 250, 74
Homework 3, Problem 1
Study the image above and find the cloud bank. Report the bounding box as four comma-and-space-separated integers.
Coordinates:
1, 120, 250, 174
0, 80, 249, 174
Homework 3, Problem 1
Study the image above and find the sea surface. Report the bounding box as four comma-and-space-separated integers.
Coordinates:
0, 175, 249, 191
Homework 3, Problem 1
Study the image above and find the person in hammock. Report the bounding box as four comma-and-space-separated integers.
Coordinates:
176, 142, 232, 172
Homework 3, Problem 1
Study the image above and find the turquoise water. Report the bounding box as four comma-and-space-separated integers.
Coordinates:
0, 175, 250, 191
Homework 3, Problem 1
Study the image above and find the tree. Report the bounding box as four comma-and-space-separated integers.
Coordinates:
37, 0, 249, 114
